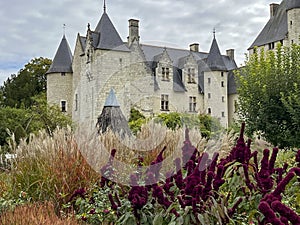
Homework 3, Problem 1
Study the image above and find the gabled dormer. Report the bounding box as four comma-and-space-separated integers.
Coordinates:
178, 53, 198, 85
154, 48, 173, 82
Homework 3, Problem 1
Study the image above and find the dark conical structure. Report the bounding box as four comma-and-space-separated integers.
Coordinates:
206, 36, 227, 71
46, 35, 73, 74
96, 89, 132, 137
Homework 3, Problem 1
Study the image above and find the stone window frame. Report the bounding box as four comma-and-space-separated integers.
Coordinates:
189, 96, 197, 112
162, 67, 170, 81
161, 94, 169, 111
61, 100, 67, 112
187, 68, 196, 83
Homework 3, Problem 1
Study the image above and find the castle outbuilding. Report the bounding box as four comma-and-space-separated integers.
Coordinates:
248, 0, 300, 53
46, 3, 238, 128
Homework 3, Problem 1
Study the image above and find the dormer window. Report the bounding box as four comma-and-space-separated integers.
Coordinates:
162, 67, 170, 81
187, 68, 196, 83
268, 42, 275, 50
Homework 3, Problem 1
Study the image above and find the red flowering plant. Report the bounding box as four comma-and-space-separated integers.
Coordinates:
68, 123, 300, 224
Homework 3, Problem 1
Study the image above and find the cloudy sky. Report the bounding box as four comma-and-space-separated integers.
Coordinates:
0, 0, 274, 85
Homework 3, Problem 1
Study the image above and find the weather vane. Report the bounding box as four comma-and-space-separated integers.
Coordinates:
213, 27, 216, 38
103, 0, 106, 12
63, 24, 66, 36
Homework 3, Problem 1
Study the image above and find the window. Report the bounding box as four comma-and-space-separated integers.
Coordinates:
162, 67, 170, 81
208, 77, 211, 84
208, 108, 211, 114
221, 72, 224, 77
189, 96, 196, 112
61, 72, 66, 76
222, 112, 225, 117
161, 94, 169, 111
222, 96, 225, 102
61, 101, 66, 112
75, 94, 78, 111
208, 93, 211, 99
290, 20, 293, 26
187, 68, 196, 83
221, 81, 225, 87
268, 42, 275, 50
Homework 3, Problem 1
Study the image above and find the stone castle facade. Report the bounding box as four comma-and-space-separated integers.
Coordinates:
46, 0, 300, 129
46, 4, 239, 128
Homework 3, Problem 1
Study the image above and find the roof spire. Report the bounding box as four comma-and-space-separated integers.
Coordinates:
103, 0, 106, 13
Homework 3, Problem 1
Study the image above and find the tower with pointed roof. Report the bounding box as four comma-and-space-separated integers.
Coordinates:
46, 2, 238, 128
46, 35, 73, 114
249, 0, 300, 54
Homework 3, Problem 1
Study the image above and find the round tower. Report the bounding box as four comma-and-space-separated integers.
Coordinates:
46, 35, 73, 115
287, 0, 300, 45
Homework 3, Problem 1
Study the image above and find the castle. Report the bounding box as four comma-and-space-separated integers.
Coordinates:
47, 0, 300, 129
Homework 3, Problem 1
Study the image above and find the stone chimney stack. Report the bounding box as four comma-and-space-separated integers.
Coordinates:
226, 49, 235, 61
270, 3, 279, 18
128, 19, 140, 46
189, 43, 199, 52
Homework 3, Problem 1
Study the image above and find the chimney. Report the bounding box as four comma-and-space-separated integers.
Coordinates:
270, 3, 279, 18
226, 49, 235, 61
128, 19, 140, 46
189, 43, 199, 52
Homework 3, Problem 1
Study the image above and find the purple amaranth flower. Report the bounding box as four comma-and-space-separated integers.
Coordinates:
89, 208, 96, 214
174, 158, 184, 190
69, 188, 86, 202
163, 171, 175, 199
273, 170, 296, 197
269, 148, 279, 172
271, 200, 300, 224
100, 149, 117, 187
108, 193, 118, 210
250, 150, 259, 171
257, 149, 274, 193
279, 216, 289, 225
258, 201, 283, 225
213, 165, 225, 192
228, 197, 243, 218
243, 163, 254, 191
202, 171, 214, 201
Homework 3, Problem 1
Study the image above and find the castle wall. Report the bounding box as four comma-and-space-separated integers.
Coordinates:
287, 8, 300, 46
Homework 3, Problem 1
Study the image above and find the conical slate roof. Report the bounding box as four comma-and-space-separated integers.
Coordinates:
206, 37, 227, 71
94, 12, 128, 51
104, 89, 120, 107
96, 89, 131, 137
47, 35, 73, 74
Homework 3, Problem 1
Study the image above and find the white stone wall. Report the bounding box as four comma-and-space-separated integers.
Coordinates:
204, 71, 228, 127
287, 8, 300, 46
47, 72, 73, 115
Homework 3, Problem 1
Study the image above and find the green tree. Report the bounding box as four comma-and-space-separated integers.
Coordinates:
0, 57, 52, 108
236, 44, 300, 148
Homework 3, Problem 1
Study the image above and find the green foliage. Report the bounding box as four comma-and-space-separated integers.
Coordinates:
156, 112, 182, 130
236, 44, 300, 148
128, 108, 147, 134
0, 94, 72, 152
0, 57, 52, 108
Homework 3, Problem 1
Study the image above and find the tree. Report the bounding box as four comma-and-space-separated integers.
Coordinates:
236, 44, 300, 148
0, 57, 52, 108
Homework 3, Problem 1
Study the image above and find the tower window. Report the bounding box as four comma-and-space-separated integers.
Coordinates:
161, 94, 169, 111
208, 108, 211, 114
290, 20, 293, 26
61, 100, 66, 112
187, 68, 196, 83
222, 96, 225, 102
162, 67, 170, 81
208, 93, 211, 99
222, 111, 225, 117
221, 81, 225, 87
208, 77, 211, 84
221, 72, 224, 77
189, 96, 196, 112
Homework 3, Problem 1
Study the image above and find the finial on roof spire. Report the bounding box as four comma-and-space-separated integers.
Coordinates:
103, 0, 106, 13
63, 24, 66, 36
213, 27, 216, 39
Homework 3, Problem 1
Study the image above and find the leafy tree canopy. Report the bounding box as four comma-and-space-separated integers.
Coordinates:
236, 44, 300, 148
0, 57, 52, 108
